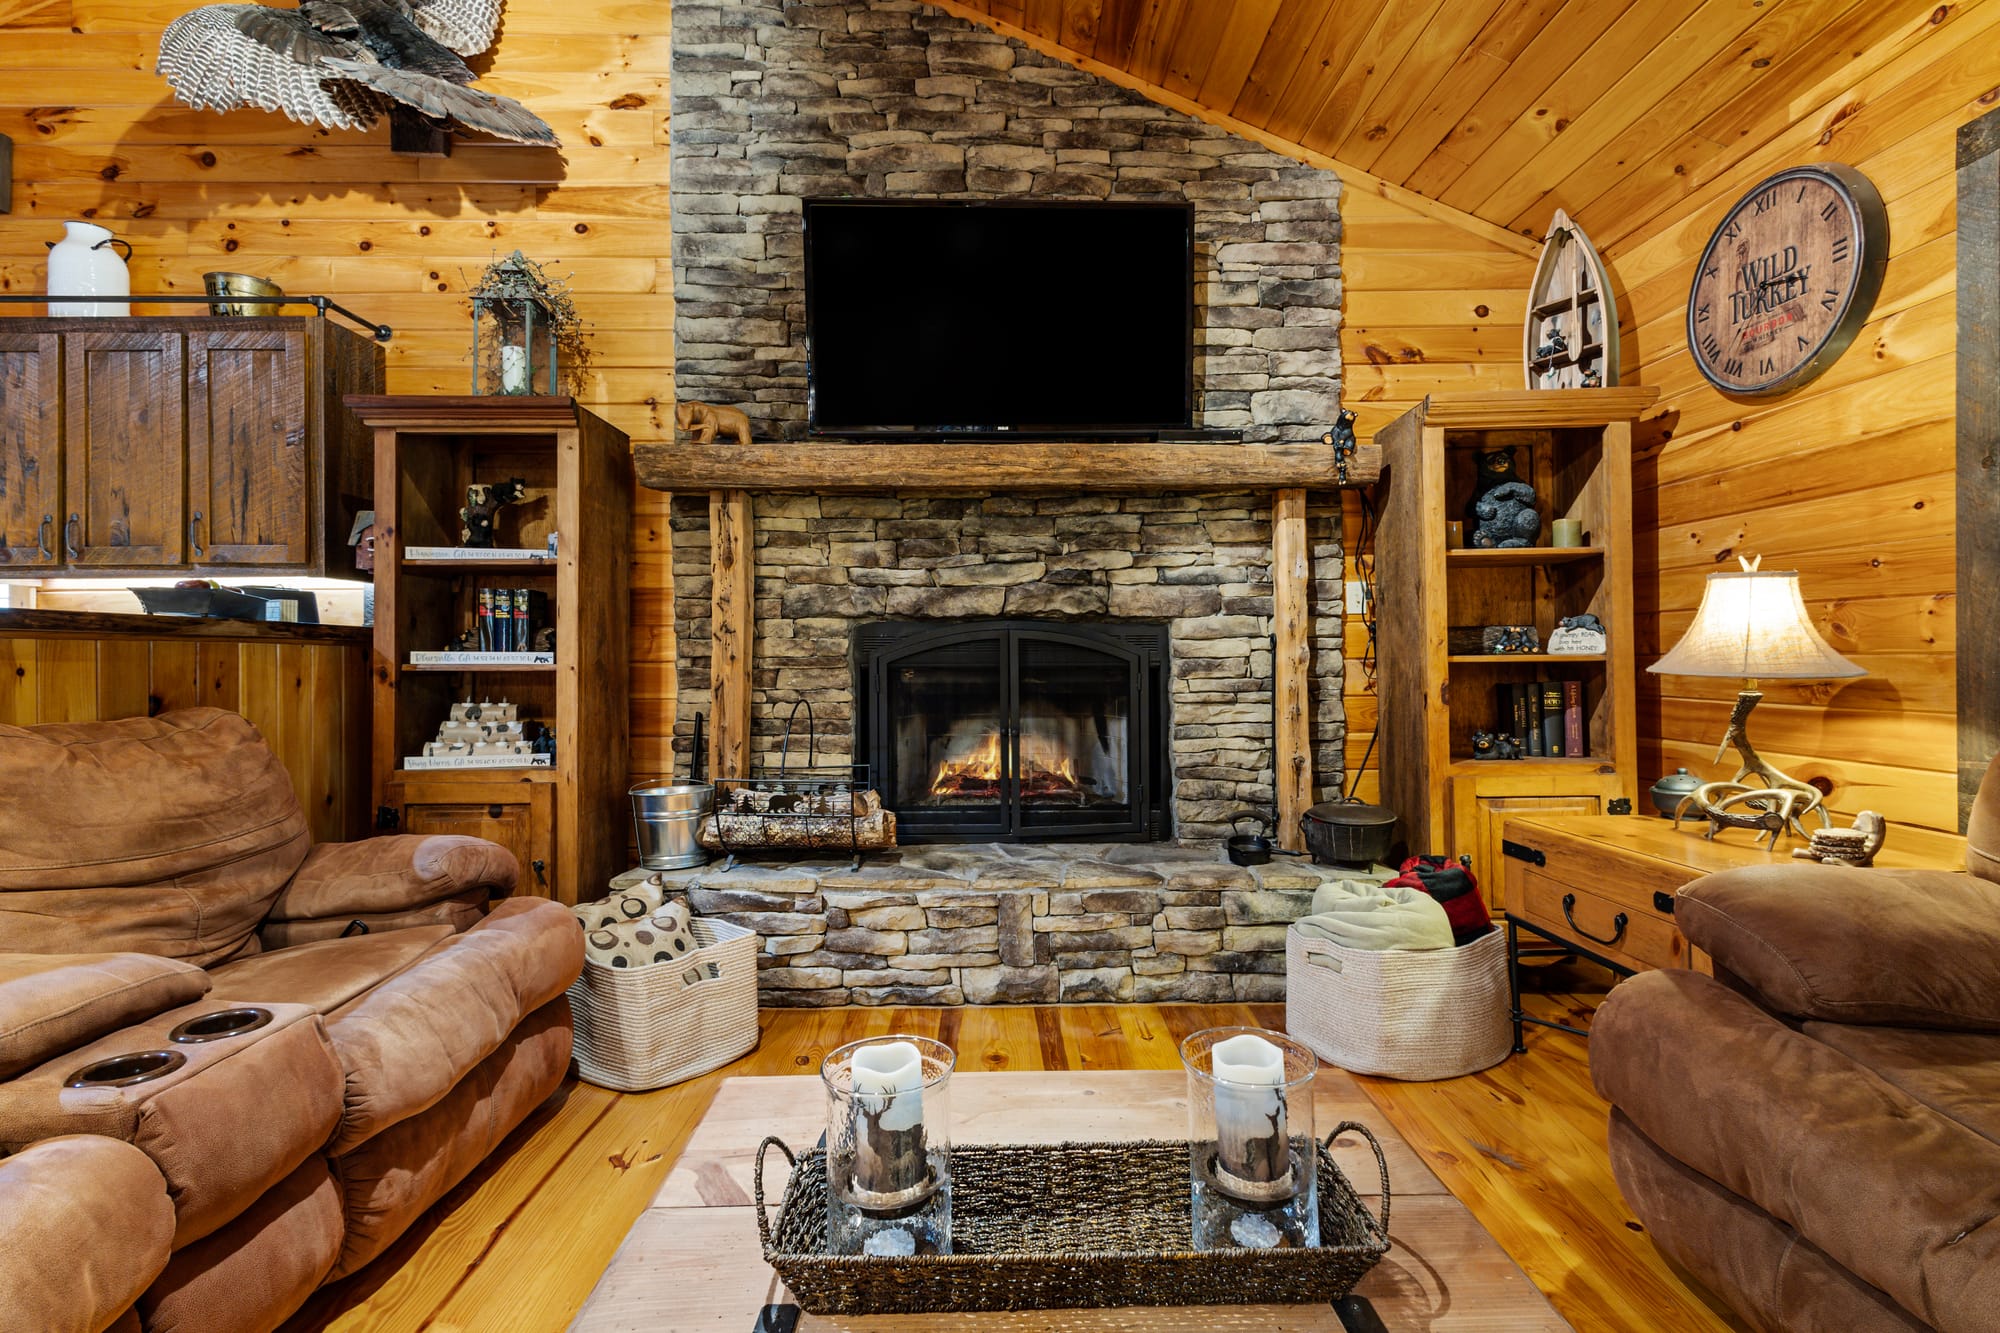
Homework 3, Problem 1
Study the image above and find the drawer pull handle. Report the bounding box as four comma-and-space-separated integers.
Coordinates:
1562, 893, 1628, 946
189, 510, 204, 559
36, 513, 53, 559
1653, 891, 1675, 914
64, 512, 80, 560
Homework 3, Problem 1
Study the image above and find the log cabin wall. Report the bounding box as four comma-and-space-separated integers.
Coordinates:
1596, 2, 1978, 833
0, 0, 681, 798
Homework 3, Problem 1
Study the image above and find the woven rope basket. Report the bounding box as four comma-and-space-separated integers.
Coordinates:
754, 1132, 1390, 1314
1284, 923, 1513, 1080
566, 917, 759, 1091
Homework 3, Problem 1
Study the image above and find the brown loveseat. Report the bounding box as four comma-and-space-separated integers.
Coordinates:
0, 709, 584, 1333
1591, 753, 2000, 1332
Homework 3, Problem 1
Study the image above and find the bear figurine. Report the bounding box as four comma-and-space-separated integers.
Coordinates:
1472, 482, 1541, 548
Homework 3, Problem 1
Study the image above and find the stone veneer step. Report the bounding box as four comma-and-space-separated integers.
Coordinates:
611, 843, 1363, 1008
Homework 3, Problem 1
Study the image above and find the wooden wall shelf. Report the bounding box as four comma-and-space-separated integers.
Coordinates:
1446, 547, 1604, 567
633, 439, 1381, 493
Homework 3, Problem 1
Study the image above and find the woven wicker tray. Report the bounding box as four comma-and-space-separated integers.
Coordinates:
753, 1127, 1391, 1314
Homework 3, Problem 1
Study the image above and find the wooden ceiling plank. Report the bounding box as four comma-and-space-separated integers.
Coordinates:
1126, 0, 1194, 87
988, 0, 1028, 27
1160, 0, 1250, 98
1058, 0, 1106, 53
1401, 0, 1637, 197
1579, 0, 1985, 250
1368, 0, 1569, 184
1193, 0, 1285, 112
1435, 0, 1707, 218
1475, 0, 1774, 230
1023, 0, 1066, 42
1092, 0, 1151, 67
1506, 0, 1855, 236
1284, 0, 1451, 152
1331, 0, 1514, 173
1603, 7, 2000, 291
1226, 0, 1354, 126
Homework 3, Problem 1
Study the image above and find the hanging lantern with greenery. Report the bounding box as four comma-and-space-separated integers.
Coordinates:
467, 250, 590, 396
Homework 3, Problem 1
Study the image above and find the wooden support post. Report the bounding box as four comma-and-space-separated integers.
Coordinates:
1272, 487, 1312, 852
708, 488, 753, 781
1959, 107, 2000, 829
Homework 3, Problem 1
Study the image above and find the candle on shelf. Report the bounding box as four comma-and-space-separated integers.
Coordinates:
499, 343, 529, 395
1551, 517, 1584, 548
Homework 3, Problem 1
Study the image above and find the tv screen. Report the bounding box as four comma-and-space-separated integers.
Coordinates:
804, 200, 1193, 436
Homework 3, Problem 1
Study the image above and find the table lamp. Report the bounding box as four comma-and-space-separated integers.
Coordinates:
1648, 556, 1864, 830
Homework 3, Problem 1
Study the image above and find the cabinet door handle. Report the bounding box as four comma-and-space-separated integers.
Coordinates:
63, 513, 80, 560
532, 858, 548, 888
36, 514, 53, 560
1561, 893, 1628, 947
189, 511, 204, 559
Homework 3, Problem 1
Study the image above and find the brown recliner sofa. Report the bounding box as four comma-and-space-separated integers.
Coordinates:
1591, 753, 2000, 1333
0, 708, 584, 1333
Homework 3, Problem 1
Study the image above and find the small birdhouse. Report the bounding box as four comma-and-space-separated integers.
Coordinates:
470, 251, 559, 395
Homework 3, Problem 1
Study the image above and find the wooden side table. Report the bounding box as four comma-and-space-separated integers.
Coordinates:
1498, 812, 1965, 1051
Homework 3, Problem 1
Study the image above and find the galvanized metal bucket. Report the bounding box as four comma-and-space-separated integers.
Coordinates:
630, 779, 713, 870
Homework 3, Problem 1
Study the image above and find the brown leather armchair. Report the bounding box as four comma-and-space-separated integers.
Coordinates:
0, 709, 584, 1333
1591, 753, 2000, 1333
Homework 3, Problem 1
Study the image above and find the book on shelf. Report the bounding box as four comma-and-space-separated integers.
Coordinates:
1540, 681, 1566, 757
403, 536, 557, 562
1525, 684, 1545, 757
402, 753, 554, 771
1564, 680, 1586, 757
408, 650, 555, 666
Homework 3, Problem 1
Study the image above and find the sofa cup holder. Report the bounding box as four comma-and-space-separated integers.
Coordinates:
65, 1049, 188, 1089
168, 1007, 274, 1043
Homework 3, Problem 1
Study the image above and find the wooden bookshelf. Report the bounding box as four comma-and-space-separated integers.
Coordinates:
351, 395, 631, 905
1374, 388, 1657, 907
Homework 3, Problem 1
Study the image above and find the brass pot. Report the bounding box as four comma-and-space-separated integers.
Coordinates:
203, 271, 284, 316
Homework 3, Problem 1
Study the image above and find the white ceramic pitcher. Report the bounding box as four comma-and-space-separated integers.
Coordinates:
46, 221, 132, 316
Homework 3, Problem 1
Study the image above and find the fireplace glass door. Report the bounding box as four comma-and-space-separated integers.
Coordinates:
860, 620, 1166, 842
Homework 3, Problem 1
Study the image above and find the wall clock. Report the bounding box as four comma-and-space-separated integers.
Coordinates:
1686, 164, 1888, 398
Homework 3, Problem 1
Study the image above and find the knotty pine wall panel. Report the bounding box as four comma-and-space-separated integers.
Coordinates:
1338, 193, 1539, 804
0, 633, 370, 842
0, 0, 680, 791
1603, 0, 1976, 832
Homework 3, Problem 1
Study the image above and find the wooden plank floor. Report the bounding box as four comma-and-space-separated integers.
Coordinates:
285, 966, 1744, 1333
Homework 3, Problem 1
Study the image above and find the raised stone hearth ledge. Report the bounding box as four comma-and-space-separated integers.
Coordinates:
621, 842, 1355, 1007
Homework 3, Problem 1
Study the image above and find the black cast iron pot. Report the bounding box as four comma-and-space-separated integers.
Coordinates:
1300, 800, 1398, 867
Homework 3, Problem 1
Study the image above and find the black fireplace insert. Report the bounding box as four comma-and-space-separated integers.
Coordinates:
854, 619, 1170, 842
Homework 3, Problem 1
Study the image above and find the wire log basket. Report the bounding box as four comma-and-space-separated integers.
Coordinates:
698, 701, 895, 870
753, 1129, 1391, 1315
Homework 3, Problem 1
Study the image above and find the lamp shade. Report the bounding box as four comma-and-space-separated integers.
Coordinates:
1648, 569, 1865, 680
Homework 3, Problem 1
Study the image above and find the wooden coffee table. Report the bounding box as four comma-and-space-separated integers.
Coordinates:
571, 1070, 1569, 1331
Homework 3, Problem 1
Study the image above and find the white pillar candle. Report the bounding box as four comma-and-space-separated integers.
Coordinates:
1211, 1032, 1287, 1183
851, 1040, 924, 1131
499, 343, 529, 394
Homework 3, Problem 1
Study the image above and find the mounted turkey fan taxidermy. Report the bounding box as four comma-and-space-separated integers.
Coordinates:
155, 0, 558, 156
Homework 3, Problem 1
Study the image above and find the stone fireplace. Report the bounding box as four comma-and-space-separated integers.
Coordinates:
654, 0, 1363, 1004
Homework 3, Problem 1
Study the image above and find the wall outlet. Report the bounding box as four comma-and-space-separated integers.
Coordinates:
1344, 580, 1368, 615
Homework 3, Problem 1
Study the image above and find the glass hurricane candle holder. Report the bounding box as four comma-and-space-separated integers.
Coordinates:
822, 1033, 955, 1257
1181, 1026, 1320, 1251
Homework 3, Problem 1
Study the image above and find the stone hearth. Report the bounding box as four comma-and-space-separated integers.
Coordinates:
621, 844, 1356, 1007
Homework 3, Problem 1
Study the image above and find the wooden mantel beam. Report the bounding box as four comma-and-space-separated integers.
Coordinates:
634, 440, 1380, 494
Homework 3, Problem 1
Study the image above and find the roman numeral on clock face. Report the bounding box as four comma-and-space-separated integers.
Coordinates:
1760, 356, 1776, 375
1831, 235, 1850, 264
1722, 356, 1745, 377
1753, 188, 1779, 214
1822, 289, 1839, 310
1798, 334, 1809, 350
1696, 302, 1710, 323
1701, 332, 1722, 362
1821, 198, 1840, 222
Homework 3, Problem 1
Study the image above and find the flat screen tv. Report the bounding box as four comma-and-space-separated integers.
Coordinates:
804, 199, 1194, 437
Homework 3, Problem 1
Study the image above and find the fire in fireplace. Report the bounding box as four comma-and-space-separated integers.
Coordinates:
854, 620, 1169, 842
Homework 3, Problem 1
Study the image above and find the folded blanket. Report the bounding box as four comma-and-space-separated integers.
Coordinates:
1294, 879, 1455, 955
